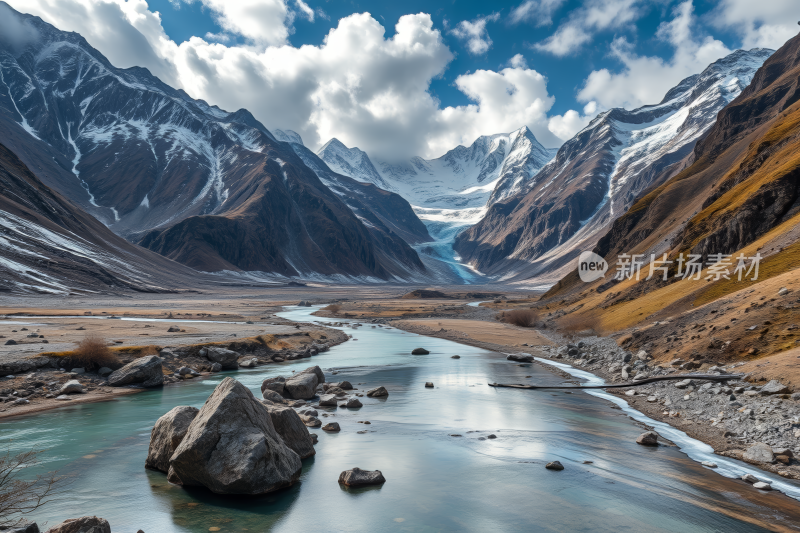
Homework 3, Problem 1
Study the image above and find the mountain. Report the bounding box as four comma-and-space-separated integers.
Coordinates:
536, 30, 800, 362
0, 3, 425, 280
454, 48, 774, 282
317, 126, 556, 280
0, 141, 204, 294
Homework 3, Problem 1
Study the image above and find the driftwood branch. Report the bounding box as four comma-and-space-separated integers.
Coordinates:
488, 373, 743, 390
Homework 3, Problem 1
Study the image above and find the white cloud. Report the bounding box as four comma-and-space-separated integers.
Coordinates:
198, 0, 292, 47
548, 101, 598, 140
534, 0, 643, 56
508, 0, 567, 26
8, 0, 566, 159
508, 53, 528, 68
576, 1, 732, 110
294, 0, 314, 23
712, 0, 798, 50
450, 13, 500, 55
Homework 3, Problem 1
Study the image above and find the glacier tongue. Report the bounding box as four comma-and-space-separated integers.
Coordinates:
316, 126, 556, 278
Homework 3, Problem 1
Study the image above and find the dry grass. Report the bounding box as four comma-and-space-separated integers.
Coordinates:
70, 335, 121, 369
500, 309, 539, 328
323, 304, 342, 315
557, 312, 603, 335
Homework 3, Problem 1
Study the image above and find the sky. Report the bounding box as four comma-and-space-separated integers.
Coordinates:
6, 0, 799, 160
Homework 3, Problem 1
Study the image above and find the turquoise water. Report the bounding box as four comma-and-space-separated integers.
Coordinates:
4, 306, 800, 532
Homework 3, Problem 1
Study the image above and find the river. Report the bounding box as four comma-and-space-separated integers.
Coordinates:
4, 306, 800, 532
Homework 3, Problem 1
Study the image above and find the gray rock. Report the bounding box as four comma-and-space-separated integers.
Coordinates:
753, 481, 772, 490
701, 461, 717, 468
238, 357, 258, 368
4, 339, 17, 346
675, 379, 693, 389
545, 461, 564, 471
309, 432, 318, 444
507, 353, 534, 363
260, 402, 316, 459
338, 467, 385, 486
205, 347, 240, 370
145, 406, 199, 473
168, 378, 302, 494
300, 414, 321, 427
98, 367, 113, 377
636, 431, 659, 446
344, 397, 362, 408
71, 368, 85, 375
107, 355, 164, 388
366, 386, 389, 398
43, 516, 110, 533
59, 380, 84, 395
261, 376, 286, 395
772, 447, 794, 458
451, 355, 461, 359
425, 382, 434, 388
327, 381, 353, 390
284, 366, 325, 400
760, 380, 790, 395
210, 362, 222, 373
741, 473, 760, 483
322, 422, 340, 432
0, 359, 35, 374
55, 395, 72, 401
411, 348, 430, 355
743, 442, 774, 464
318, 394, 338, 406
262, 389, 285, 403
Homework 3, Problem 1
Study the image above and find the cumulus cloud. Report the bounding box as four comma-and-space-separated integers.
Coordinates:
507, 53, 528, 68
534, 0, 643, 56
712, 0, 798, 50
450, 13, 500, 55
8, 0, 569, 158
548, 101, 598, 140
577, 1, 732, 110
508, 0, 567, 26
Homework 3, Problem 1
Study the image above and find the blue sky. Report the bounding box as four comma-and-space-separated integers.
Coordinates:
10, 0, 799, 159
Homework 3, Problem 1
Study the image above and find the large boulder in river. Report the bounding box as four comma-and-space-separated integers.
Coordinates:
507, 353, 534, 363
366, 386, 388, 397
168, 378, 301, 494
284, 366, 325, 400
260, 401, 316, 459
44, 516, 110, 533
205, 347, 239, 370
338, 467, 385, 487
635, 431, 659, 446
145, 406, 199, 473
107, 356, 164, 387
411, 348, 430, 355
262, 389, 286, 403
261, 376, 286, 395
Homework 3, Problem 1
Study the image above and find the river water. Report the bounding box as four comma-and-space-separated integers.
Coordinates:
4, 306, 800, 532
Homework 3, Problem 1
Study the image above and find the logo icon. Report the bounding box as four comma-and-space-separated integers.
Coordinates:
578, 251, 608, 282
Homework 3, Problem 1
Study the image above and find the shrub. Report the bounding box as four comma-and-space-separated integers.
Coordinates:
502, 309, 539, 328
70, 335, 120, 369
137, 345, 159, 356
0, 447, 69, 528
324, 304, 342, 315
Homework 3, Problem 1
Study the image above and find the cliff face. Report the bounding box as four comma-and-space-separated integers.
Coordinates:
0, 142, 199, 293
453, 49, 773, 282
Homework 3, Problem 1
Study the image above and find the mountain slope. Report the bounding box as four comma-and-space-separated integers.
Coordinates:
538, 31, 800, 354
454, 48, 774, 282
0, 141, 201, 293
0, 3, 424, 279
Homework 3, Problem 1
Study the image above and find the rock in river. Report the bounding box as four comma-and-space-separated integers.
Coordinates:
262, 389, 285, 403
753, 481, 772, 490
260, 402, 316, 459
107, 355, 164, 388
318, 394, 338, 406
636, 431, 659, 446
366, 386, 389, 398
261, 376, 286, 395
145, 406, 199, 473
322, 422, 340, 432
507, 354, 534, 363
284, 366, 325, 400
343, 397, 362, 408
411, 348, 430, 355
545, 461, 564, 471
338, 467, 386, 486
168, 377, 302, 495
44, 516, 110, 533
